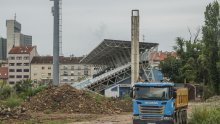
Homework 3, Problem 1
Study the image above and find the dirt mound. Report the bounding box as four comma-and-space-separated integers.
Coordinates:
22, 84, 132, 114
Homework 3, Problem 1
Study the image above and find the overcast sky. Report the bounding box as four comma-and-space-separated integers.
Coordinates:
0, 0, 215, 56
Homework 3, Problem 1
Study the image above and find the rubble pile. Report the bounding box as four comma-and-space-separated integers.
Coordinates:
206, 96, 220, 103
22, 84, 132, 114
0, 105, 28, 120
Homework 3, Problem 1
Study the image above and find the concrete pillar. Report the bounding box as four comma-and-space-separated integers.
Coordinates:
51, 0, 60, 86
131, 10, 140, 86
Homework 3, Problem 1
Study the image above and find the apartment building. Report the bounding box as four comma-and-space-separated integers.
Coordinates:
8, 46, 38, 85
31, 56, 93, 84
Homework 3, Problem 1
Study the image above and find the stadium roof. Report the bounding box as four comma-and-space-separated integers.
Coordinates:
80, 39, 158, 65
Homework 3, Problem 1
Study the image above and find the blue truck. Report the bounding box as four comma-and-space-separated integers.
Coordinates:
130, 82, 188, 124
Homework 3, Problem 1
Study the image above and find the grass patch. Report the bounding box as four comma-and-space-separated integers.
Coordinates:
188, 107, 220, 124
2, 95, 23, 108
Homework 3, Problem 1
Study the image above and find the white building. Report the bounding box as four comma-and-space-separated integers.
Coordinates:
8, 46, 38, 85
31, 56, 94, 85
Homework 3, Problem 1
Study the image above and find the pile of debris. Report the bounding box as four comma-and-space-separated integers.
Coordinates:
206, 96, 220, 103
0, 105, 29, 120
22, 84, 132, 114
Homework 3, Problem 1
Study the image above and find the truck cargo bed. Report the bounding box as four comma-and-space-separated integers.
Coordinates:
175, 88, 188, 109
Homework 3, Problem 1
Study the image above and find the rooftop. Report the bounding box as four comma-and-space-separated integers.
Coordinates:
80, 39, 158, 65
149, 51, 177, 61
31, 56, 83, 64
0, 67, 8, 79
9, 46, 35, 54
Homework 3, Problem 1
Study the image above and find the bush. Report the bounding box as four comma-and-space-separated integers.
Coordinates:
18, 85, 46, 100
188, 107, 220, 124
3, 95, 23, 108
203, 86, 215, 100
0, 86, 12, 100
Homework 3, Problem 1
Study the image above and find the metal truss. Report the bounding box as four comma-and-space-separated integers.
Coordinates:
87, 64, 131, 93
80, 39, 158, 65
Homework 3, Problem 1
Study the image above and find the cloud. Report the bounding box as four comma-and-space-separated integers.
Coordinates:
0, 0, 214, 56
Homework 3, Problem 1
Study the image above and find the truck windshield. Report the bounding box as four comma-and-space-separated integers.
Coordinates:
134, 86, 170, 100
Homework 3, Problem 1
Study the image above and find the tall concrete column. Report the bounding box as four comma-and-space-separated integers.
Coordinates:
51, 0, 60, 86
131, 10, 140, 86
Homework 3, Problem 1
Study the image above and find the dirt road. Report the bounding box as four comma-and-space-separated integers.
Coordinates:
70, 113, 132, 124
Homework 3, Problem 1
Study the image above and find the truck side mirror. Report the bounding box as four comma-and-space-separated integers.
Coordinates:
129, 88, 133, 98
173, 92, 177, 99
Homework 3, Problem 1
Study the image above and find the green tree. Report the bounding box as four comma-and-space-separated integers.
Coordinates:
160, 56, 183, 82
202, 1, 220, 94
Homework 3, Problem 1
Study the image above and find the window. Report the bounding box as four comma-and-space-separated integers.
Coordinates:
63, 71, 68, 76
24, 63, 29, 66
16, 75, 22, 78
48, 73, 51, 76
9, 75, 15, 78
84, 65, 88, 70
63, 66, 68, 70
84, 70, 89, 76
42, 66, 45, 70
63, 79, 68, 82
48, 66, 51, 70
24, 69, 29, 72
78, 66, 81, 70
24, 56, 29, 60
71, 78, 74, 81
17, 63, 22, 66
16, 69, 22, 72
34, 73, 37, 76
34, 79, 37, 83
9, 69, 15, 72
23, 75, 29, 78
71, 66, 74, 70
16, 56, 22, 60
10, 57, 15, 60
9, 82, 15, 85
9, 63, 15, 66
78, 72, 81, 76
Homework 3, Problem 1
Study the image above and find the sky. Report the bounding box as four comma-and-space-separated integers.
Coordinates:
0, 0, 215, 56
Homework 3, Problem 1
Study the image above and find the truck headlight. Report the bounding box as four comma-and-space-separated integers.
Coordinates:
163, 116, 172, 120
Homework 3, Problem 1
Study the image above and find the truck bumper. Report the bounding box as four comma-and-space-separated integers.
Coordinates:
133, 119, 174, 124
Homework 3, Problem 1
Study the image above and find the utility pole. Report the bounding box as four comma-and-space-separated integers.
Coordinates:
50, 0, 60, 86
131, 10, 140, 86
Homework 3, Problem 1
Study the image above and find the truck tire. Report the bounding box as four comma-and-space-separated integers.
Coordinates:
182, 110, 187, 124
176, 111, 180, 124
179, 111, 183, 124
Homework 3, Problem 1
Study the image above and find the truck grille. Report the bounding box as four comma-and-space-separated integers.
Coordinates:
140, 116, 163, 121
139, 105, 164, 114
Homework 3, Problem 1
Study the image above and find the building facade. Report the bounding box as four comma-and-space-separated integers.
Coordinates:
8, 46, 38, 85
0, 37, 7, 62
6, 20, 32, 57
0, 67, 8, 83
31, 56, 94, 85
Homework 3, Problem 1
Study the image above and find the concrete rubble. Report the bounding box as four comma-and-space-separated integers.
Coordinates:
22, 84, 132, 114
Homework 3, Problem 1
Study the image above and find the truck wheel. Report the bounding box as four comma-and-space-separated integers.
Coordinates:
183, 110, 187, 124
176, 111, 180, 124
179, 111, 183, 124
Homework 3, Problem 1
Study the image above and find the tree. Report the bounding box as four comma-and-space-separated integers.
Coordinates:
160, 56, 183, 82
202, 1, 220, 94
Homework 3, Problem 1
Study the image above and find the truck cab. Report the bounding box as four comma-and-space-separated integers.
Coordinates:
131, 82, 182, 124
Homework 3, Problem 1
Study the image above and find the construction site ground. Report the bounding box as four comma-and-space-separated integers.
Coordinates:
1, 85, 220, 124
2, 99, 219, 124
